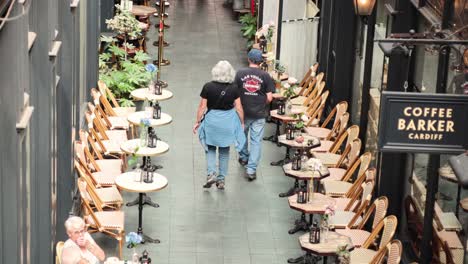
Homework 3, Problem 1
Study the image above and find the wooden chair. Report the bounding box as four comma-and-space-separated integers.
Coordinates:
77, 178, 125, 259
77, 130, 125, 174
336, 201, 393, 249
56, 241, 64, 264
350, 239, 402, 264
328, 181, 375, 228
296, 63, 319, 96
321, 152, 372, 183
310, 125, 360, 156
304, 101, 348, 139
88, 101, 131, 132
85, 114, 126, 157
323, 166, 375, 198
75, 160, 123, 209
96, 81, 136, 117
85, 110, 129, 144
304, 88, 329, 126
314, 138, 361, 168
291, 72, 324, 106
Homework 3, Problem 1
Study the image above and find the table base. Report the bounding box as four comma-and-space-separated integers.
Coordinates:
154, 59, 170, 66
287, 253, 322, 264
153, 40, 170, 47
138, 231, 160, 244
271, 147, 290, 166
127, 193, 159, 208
288, 213, 309, 234
278, 179, 300, 197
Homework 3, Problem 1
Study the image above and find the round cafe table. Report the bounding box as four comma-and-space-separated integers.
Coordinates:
288, 232, 353, 264
127, 111, 173, 127
120, 139, 169, 157
131, 5, 157, 16
116, 171, 168, 243
120, 139, 169, 207
131, 88, 173, 101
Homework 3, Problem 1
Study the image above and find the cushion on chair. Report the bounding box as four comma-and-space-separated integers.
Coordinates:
113, 107, 136, 117
87, 211, 125, 229
91, 171, 118, 186
314, 152, 341, 167
323, 180, 352, 197
320, 168, 346, 182
105, 130, 128, 143
95, 159, 123, 174
310, 140, 333, 153
108, 116, 130, 129
304, 127, 331, 139
336, 229, 370, 247
95, 186, 123, 204
328, 211, 361, 229
350, 248, 378, 264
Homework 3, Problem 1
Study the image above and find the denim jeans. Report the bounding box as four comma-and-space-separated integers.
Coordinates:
206, 145, 230, 181
239, 118, 266, 174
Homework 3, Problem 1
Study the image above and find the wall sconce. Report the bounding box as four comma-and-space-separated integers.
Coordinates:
353, 0, 377, 17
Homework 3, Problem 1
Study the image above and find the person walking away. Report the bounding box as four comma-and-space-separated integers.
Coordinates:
235, 49, 275, 181
193, 60, 245, 189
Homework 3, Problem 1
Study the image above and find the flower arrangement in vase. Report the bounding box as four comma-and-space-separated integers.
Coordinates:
139, 118, 151, 147
321, 203, 336, 242
145, 63, 158, 93
126, 232, 142, 263
255, 21, 275, 52
336, 244, 350, 264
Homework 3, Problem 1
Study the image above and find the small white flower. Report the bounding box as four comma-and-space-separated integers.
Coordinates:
283, 83, 290, 89
301, 114, 309, 122
287, 77, 298, 85
269, 21, 275, 26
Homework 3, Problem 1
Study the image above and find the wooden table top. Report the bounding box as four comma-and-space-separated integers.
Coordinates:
277, 134, 320, 149
269, 71, 289, 81
120, 139, 169, 157
131, 88, 173, 101
270, 106, 308, 121
299, 232, 353, 256
116, 171, 168, 193
438, 166, 458, 183
127, 111, 172, 126
131, 5, 158, 16
288, 193, 335, 214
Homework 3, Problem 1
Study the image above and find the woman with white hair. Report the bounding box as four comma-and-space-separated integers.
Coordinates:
193, 60, 245, 189
61, 216, 105, 264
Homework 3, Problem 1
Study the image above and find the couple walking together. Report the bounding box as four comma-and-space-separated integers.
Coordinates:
193, 49, 275, 189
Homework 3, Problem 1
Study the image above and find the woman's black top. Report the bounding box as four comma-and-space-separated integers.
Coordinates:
200, 81, 240, 110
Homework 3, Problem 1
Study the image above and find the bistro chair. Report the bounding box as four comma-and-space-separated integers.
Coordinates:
75, 162, 123, 209
304, 101, 348, 139
310, 125, 359, 155
291, 72, 324, 106
85, 110, 129, 144
96, 81, 136, 117
304, 88, 329, 127
321, 152, 372, 184
350, 239, 402, 264
314, 138, 361, 168
78, 130, 125, 174
77, 179, 125, 259
323, 167, 375, 198
88, 101, 131, 132
56, 241, 64, 264
328, 181, 375, 228
336, 200, 392, 248
74, 149, 119, 188
295, 63, 319, 96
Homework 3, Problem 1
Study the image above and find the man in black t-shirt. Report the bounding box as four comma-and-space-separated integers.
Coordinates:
235, 49, 275, 180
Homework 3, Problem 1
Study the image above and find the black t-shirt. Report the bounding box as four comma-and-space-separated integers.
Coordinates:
235, 67, 275, 119
200, 81, 240, 110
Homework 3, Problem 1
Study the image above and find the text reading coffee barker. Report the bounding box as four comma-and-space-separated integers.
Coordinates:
397, 107, 455, 140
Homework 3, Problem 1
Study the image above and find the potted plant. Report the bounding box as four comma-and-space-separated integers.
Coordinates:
126, 232, 142, 263
336, 244, 350, 264
99, 5, 154, 107
239, 12, 257, 50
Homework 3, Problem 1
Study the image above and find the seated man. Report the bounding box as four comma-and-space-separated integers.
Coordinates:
61, 216, 105, 264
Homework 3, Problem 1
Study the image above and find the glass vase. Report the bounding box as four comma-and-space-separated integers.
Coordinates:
131, 248, 139, 264
139, 126, 148, 147
285, 100, 293, 115
320, 217, 329, 243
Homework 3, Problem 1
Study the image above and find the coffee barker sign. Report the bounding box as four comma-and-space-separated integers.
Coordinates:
378, 92, 468, 154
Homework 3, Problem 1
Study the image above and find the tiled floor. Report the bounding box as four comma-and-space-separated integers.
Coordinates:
97, 1, 308, 263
